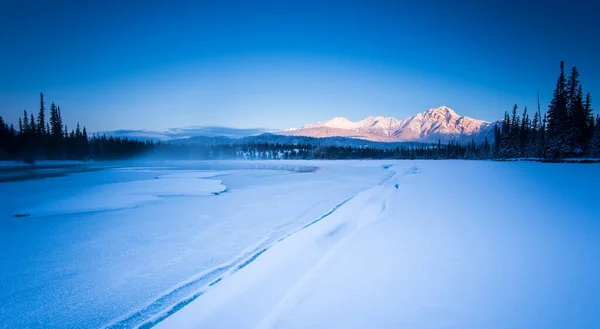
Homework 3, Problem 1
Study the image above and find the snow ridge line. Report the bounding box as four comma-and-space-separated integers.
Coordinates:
137, 291, 205, 329
152, 166, 413, 329
256, 166, 416, 329
102, 235, 272, 329
294, 196, 356, 234
131, 196, 357, 329
104, 173, 394, 329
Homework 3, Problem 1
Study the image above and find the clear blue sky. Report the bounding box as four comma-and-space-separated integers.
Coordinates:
1, 0, 598, 132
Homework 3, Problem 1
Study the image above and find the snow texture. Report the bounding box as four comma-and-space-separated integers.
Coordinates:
0, 161, 389, 328
157, 161, 600, 329
1, 160, 599, 329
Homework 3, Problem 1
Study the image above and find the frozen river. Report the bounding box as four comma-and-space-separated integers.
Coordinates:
0, 160, 391, 328
1, 160, 599, 329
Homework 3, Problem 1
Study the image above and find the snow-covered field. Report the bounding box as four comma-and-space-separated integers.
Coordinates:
1, 160, 599, 328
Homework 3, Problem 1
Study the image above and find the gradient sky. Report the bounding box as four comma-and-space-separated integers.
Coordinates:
1, 0, 599, 132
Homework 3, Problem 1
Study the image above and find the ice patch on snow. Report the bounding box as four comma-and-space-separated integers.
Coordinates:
17, 178, 226, 217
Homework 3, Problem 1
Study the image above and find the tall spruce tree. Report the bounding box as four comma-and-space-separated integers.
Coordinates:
499, 111, 512, 158
37, 92, 46, 136
531, 110, 540, 157
539, 113, 547, 158
510, 104, 520, 157
30, 114, 36, 135
547, 61, 569, 158
583, 93, 594, 154
50, 102, 58, 136
519, 107, 530, 156
566, 66, 580, 112
493, 124, 501, 157
565, 66, 585, 154
23, 110, 29, 133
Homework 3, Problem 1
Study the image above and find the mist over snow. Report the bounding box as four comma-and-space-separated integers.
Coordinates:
98, 126, 272, 141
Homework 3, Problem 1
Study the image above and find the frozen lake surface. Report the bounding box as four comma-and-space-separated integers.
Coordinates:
1, 160, 599, 328
0, 160, 390, 328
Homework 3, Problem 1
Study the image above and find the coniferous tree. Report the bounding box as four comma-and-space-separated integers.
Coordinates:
30, 114, 36, 133
57, 106, 64, 136
23, 110, 29, 133
81, 126, 89, 159
50, 102, 60, 136
519, 107, 530, 156
493, 124, 501, 157
547, 61, 569, 158
539, 113, 547, 158
530, 110, 540, 157
592, 115, 600, 157
566, 66, 585, 154
566, 67, 580, 112
583, 93, 594, 154
29, 113, 38, 158
499, 111, 512, 158
510, 104, 521, 157
48, 102, 60, 158
37, 92, 46, 136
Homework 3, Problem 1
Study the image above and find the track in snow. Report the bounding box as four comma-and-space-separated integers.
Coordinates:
152, 165, 419, 329
255, 165, 419, 329
103, 169, 402, 329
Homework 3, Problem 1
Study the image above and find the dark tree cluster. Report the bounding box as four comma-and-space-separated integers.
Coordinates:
493, 104, 546, 159
494, 62, 598, 159
149, 139, 487, 160
0, 93, 154, 162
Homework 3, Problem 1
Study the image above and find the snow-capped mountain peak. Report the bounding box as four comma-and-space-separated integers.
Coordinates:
425, 105, 457, 115
421, 106, 458, 120
319, 117, 356, 129
281, 106, 495, 143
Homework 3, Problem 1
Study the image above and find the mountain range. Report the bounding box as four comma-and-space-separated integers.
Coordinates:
281, 106, 496, 143
99, 106, 497, 144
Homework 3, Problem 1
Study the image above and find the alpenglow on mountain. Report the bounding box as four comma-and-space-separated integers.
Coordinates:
280, 106, 496, 143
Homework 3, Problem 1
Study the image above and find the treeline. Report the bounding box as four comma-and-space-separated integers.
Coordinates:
0, 92, 491, 162
149, 139, 489, 160
0, 93, 153, 162
2, 62, 599, 162
493, 62, 600, 159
